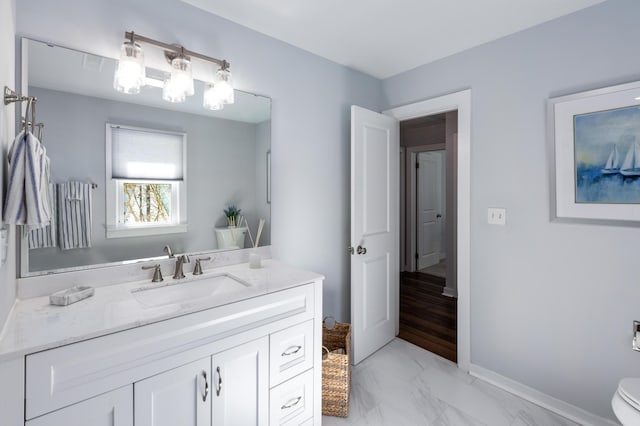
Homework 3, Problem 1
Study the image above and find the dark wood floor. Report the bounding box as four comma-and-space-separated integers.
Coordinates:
399, 271, 457, 363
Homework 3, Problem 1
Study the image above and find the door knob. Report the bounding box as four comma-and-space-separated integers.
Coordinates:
357, 245, 367, 255
436, 214, 442, 218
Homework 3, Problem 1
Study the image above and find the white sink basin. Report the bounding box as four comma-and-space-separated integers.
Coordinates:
131, 273, 251, 307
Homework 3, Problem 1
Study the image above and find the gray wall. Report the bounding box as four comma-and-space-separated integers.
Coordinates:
27, 86, 264, 271
383, 0, 640, 419
16, 0, 382, 321
0, 0, 16, 328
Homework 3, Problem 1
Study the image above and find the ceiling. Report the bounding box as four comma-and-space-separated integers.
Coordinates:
180, 0, 606, 79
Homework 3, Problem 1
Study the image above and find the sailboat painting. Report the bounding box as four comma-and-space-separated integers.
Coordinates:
574, 105, 640, 203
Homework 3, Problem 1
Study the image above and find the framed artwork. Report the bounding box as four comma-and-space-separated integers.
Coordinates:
549, 80, 640, 222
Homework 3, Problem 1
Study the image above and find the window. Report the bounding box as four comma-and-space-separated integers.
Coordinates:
106, 124, 187, 238
119, 182, 175, 225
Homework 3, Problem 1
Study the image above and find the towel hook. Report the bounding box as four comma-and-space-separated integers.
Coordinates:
30, 97, 37, 135
23, 97, 32, 134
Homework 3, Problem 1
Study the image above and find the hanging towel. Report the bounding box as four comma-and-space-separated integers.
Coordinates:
58, 181, 92, 250
3, 131, 52, 228
29, 183, 58, 249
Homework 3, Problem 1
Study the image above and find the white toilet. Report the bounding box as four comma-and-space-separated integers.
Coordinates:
612, 378, 640, 425
214, 227, 247, 249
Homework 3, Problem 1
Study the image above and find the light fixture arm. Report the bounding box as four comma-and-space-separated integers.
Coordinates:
125, 31, 230, 70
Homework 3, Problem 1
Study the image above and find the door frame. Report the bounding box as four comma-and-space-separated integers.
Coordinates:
405, 144, 446, 272
384, 89, 471, 372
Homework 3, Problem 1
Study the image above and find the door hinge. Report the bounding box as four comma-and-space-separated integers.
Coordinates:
415, 253, 419, 260
415, 162, 419, 169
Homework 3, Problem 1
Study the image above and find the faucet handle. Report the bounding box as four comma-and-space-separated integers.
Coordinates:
142, 264, 164, 282
193, 257, 211, 275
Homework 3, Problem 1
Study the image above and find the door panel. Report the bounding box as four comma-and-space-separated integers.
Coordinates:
135, 358, 210, 426
211, 337, 268, 426
417, 151, 443, 269
363, 253, 390, 328
363, 126, 390, 236
351, 105, 399, 365
26, 386, 133, 426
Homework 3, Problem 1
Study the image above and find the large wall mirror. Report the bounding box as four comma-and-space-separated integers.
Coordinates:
20, 38, 271, 277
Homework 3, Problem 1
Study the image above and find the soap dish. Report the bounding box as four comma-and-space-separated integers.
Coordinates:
49, 286, 95, 306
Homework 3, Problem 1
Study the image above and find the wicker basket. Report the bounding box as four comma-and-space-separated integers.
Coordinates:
322, 320, 351, 417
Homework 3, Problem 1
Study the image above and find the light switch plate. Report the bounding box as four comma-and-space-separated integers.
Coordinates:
488, 208, 507, 225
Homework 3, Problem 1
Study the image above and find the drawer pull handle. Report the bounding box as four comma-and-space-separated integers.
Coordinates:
282, 345, 302, 356
215, 366, 223, 397
281, 396, 302, 410
202, 371, 209, 402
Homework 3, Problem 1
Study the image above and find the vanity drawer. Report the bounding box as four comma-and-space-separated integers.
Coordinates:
269, 369, 314, 426
270, 319, 314, 387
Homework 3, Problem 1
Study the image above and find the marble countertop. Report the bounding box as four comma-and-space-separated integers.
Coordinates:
0, 260, 323, 361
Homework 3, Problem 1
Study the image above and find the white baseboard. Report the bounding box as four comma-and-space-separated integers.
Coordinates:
442, 286, 457, 298
469, 364, 619, 426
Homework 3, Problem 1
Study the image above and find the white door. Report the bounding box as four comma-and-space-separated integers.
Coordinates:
417, 151, 444, 270
26, 386, 133, 426
212, 337, 269, 425
135, 358, 211, 426
350, 105, 399, 365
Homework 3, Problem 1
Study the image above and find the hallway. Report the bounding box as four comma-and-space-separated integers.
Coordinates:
399, 271, 457, 362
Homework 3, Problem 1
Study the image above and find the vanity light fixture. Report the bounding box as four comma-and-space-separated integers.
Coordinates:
114, 31, 234, 109
113, 35, 145, 94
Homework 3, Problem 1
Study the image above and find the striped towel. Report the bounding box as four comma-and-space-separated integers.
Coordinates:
29, 183, 57, 249
3, 131, 52, 228
58, 181, 92, 250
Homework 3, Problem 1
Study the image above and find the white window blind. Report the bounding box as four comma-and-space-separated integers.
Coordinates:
109, 125, 185, 180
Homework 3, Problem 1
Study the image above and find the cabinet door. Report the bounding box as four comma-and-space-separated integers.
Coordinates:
26, 385, 132, 426
135, 358, 211, 426
212, 336, 269, 425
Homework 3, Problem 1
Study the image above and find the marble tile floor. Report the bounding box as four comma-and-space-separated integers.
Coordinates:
322, 338, 580, 426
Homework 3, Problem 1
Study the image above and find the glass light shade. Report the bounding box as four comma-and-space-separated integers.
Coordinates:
215, 68, 234, 104
171, 57, 194, 96
203, 83, 223, 110
113, 41, 145, 94
162, 77, 186, 103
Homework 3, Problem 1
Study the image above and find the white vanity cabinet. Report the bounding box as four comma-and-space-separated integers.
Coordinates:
19, 279, 323, 426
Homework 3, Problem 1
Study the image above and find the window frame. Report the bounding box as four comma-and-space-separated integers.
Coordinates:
105, 123, 188, 239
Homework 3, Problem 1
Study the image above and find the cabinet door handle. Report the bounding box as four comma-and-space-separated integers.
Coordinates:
281, 396, 302, 410
281, 345, 302, 356
357, 245, 367, 255
215, 366, 223, 396
202, 371, 209, 402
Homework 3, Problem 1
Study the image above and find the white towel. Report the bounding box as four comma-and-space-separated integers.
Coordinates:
3, 131, 52, 228
28, 183, 57, 249
58, 181, 92, 250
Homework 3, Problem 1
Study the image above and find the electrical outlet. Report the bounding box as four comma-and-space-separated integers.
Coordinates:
488, 208, 507, 225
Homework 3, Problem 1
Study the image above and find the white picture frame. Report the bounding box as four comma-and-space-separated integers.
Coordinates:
549, 80, 640, 222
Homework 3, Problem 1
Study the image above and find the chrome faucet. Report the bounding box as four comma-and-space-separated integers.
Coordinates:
164, 244, 174, 258
173, 255, 190, 279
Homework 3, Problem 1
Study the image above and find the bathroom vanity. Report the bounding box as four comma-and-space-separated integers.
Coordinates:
0, 260, 323, 426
